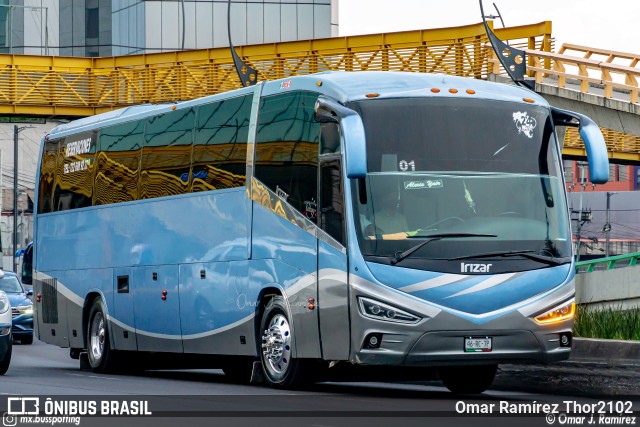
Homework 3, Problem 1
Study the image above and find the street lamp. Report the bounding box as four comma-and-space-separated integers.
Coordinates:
13, 125, 33, 273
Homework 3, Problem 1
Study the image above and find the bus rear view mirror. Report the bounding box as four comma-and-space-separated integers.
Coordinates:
315, 97, 367, 179
551, 107, 609, 184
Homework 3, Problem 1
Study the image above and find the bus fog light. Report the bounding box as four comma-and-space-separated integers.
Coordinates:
363, 333, 382, 349
533, 300, 575, 325
358, 297, 421, 324
0, 326, 10, 335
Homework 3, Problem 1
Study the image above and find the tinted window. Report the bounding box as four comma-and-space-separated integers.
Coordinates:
192, 95, 251, 191
54, 131, 97, 211
351, 97, 554, 175
320, 159, 344, 245
140, 108, 195, 199
38, 138, 58, 214
255, 91, 320, 220
95, 120, 144, 205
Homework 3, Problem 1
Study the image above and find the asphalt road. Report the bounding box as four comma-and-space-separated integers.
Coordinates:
0, 339, 638, 427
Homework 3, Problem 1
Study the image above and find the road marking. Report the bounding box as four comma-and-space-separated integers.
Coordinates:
66, 373, 118, 380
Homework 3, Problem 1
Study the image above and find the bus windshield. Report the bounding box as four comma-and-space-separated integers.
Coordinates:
349, 97, 571, 273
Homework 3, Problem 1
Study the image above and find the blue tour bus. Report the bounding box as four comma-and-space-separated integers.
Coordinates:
33, 71, 608, 393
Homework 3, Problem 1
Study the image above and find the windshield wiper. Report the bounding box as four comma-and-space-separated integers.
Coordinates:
449, 250, 571, 266
391, 233, 497, 265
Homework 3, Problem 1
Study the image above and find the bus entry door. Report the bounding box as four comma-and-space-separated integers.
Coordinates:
317, 158, 350, 360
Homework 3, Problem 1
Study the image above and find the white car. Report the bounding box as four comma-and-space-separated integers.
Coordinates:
0, 290, 11, 374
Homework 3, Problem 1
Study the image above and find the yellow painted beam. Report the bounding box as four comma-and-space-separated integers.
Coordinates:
0, 21, 552, 116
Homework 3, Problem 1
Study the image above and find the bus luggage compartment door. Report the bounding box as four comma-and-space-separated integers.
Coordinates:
132, 265, 183, 352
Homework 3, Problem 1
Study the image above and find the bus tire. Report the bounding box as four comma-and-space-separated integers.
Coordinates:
222, 359, 254, 384
259, 296, 311, 389
86, 298, 120, 373
0, 343, 11, 375
438, 364, 497, 394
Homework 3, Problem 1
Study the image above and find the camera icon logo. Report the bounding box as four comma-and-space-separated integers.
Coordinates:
2, 412, 17, 427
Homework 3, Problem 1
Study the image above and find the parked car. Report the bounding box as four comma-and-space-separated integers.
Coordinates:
0, 290, 11, 374
0, 271, 33, 344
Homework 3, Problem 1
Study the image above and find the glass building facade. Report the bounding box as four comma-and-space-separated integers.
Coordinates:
0, 0, 337, 57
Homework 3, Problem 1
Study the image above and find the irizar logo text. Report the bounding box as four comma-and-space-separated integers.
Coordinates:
461, 263, 492, 273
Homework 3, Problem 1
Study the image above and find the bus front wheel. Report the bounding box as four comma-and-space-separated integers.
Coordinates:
438, 364, 497, 394
259, 296, 311, 389
86, 298, 120, 373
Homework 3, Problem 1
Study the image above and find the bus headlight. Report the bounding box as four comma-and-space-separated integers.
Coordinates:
358, 297, 422, 324
533, 300, 575, 325
0, 292, 8, 314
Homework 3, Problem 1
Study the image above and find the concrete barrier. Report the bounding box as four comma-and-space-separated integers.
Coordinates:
576, 265, 640, 309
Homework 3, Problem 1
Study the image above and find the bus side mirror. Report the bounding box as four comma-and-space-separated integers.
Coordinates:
315, 97, 367, 179
551, 107, 609, 184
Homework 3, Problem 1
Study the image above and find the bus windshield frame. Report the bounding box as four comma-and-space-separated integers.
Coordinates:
348, 96, 571, 274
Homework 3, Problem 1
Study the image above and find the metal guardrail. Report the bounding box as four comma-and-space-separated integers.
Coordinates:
0, 21, 552, 117
490, 42, 640, 104
576, 252, 640, 273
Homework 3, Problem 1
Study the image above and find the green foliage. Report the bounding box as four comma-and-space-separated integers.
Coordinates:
574, 305, 640, 341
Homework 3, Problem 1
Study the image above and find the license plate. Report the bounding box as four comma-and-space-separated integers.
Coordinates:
465, 336, 492, 352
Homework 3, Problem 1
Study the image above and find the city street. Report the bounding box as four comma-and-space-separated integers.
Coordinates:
0, 340, 638, 427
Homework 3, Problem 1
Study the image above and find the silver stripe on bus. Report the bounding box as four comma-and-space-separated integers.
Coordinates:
36, 267, 333, 341
35, 271, 85, 307
444, 272, 519, 299
107, 313, 256, 341
398, 274, 469, 293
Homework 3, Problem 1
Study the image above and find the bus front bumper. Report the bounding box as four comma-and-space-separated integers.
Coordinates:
349, 297, 572, 367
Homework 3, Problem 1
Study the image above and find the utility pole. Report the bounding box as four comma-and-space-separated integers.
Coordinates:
13, 125, 33, 273
604, 192, 616, 257
13, 125, 18, 272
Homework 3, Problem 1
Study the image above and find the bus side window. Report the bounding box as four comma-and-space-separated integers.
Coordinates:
38, 138, 58, 214
320, 123, 341, 154
320, 159, 345, 245
140, 108, 195, 199
53, 131, 96, 211
95, 120, 144, 205
192, 95, 251, 192
254, 91, 320, 222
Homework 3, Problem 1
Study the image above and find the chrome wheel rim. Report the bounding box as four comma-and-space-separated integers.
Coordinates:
90, 312, 105, 362
261, 314, 292, 380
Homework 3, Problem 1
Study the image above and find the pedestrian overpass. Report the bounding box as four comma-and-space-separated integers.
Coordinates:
0, 20, 638, 164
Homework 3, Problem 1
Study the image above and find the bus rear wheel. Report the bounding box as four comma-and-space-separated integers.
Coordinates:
438, 364, 497, 394
86, 298, 121, 373
259, 296, 310, 389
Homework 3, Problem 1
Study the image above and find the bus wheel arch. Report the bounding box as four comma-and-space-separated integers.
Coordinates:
82, 292, 103, 350
258, 293, 313, 389
254, 287, 284, 350
84, 295, 121, 373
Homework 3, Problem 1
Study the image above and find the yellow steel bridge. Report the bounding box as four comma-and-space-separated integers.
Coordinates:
0, 20, 638, 162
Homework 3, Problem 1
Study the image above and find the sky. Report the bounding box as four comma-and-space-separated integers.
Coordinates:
338, 0, 639, 55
